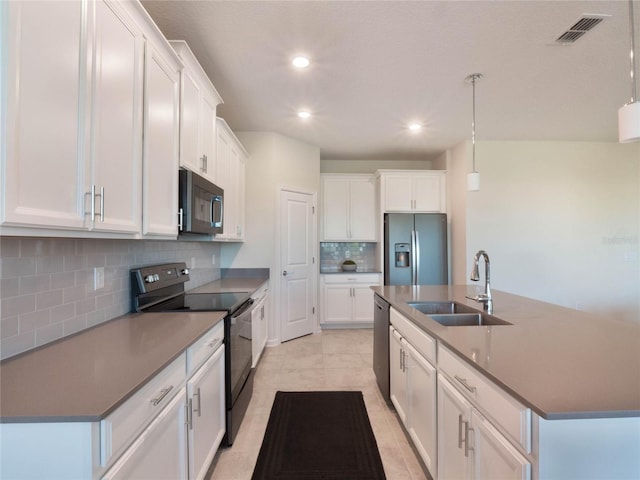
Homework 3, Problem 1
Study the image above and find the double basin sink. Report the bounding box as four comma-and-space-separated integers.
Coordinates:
406, 301, 512, 327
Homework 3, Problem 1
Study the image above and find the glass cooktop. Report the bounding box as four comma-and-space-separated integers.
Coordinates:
145, 291, 251, 314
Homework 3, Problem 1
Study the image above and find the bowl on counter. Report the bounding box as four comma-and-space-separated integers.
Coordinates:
341, 261, 357, 271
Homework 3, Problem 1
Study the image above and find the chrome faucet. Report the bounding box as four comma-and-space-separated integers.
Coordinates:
467, 250, 493, 314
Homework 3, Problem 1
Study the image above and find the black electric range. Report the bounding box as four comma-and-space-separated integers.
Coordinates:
130, 262, 255, 446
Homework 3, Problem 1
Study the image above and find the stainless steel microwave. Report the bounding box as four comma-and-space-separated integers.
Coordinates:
178, 170, 224, 235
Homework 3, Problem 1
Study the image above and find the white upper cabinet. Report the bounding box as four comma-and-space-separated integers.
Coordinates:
378, 170, 446, 213
170, 40, 222, 184
214, 118, 246, 241
1, 0, 89, 230
1, 0, 180, 238
321, 174, 377, 241
89, 0, 144, 234
142, 40, 181, 237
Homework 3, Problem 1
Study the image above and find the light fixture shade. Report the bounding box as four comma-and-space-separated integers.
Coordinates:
467, 172, 480, 191
618, 102, 640, 143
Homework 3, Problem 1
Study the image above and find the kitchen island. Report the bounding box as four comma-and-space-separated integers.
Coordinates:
373, 284, 640, 480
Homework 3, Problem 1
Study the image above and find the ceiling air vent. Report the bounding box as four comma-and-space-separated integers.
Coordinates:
555, 15, 606, 44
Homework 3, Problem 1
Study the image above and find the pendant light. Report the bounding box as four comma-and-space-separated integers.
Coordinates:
618, 0, 640, 143
466, 73, 483, 191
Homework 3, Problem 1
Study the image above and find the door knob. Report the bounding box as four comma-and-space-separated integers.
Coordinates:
282, 270, 288, 276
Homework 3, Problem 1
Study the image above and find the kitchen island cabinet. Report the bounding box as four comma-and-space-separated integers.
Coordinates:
373, 285, 640, 480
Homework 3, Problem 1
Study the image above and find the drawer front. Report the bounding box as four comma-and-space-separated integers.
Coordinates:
322, 273, 381, 284
390, 307, 436, 365
187, 321, 224, 375
101, 353, 186, 467
438, 345, 531, 453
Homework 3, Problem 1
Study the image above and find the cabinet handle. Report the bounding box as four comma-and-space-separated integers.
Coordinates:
178, 208, 184, 231
464, 421, 473, 458
89, 185, 96, 221
193, 387, 201, 417
207, 337, 221, 348
200, 154, 207, 173
186, 398, 193, 430
454, 375, 477, 393
399, 348, 404, 371
151, 385, 174, 407
98, 187, 104, 222
458, 414, 464, 449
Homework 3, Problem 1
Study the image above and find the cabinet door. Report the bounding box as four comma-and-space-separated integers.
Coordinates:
102, 388, 187, 480
405, 342, 437, 476
322, 285, 353, 323
389, 328, 408, 424
142, 41, 180, 237
349, 179, 377, 240
321, 178, 350, 240
187, 345, 225, 480
438, 373, 472, 480
90, 0, 143, 233
214, 123, 231, 237
352, 285, 374, 323
226, 140, 245, 240
179, 69, 202, 174
2, 0, 87, 229
383, 175, 413, 212
470, 410, 531, 480
413, 174, 442, 212
200, 95, 217, 180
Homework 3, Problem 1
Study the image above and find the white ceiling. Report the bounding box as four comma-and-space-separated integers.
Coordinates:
141, 0, 638, 160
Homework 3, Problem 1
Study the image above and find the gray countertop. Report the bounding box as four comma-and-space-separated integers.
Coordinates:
0, 272, 270, 423
0, 311, 226, 423
373, 285, 640, 420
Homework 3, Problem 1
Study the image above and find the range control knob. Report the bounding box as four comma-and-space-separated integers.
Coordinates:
144, 274, 156, 283
181, 268, 191, 275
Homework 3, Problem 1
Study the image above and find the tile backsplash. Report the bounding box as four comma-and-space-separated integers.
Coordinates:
320, 242, 377, 272
0, 237, 221, 360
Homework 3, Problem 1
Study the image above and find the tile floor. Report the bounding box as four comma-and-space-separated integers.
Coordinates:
208, 329, 428, 480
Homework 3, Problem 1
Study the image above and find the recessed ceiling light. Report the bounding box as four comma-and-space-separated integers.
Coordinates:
298, 110, 311, 119
292, 56, 310, 69
408, 123, 422, 132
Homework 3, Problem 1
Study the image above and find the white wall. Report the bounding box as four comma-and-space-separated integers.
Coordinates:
221, 132, 320, 342
452, 140, 640, 323
321, 158, 431, 173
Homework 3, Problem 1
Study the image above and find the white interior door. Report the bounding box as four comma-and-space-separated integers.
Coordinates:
279, 189, 316, 342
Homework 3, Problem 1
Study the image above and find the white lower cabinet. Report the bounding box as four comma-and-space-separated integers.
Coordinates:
320, 274, 381, 326
389, 310, 437, 476
102, 388, 188, 480
186, 345, 225, 480
251, 285, 269, 368
0, 324, 226, 480
437, 373, 531, 480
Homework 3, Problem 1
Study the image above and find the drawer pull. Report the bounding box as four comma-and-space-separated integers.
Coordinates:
455, 375, 477, 393
151, 385, 174, 407
207, 338, 221, 348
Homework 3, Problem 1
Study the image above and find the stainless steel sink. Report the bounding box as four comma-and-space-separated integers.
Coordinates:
406, 301, 512, 326
427, 313, 512, 327
406, 301, 477, 315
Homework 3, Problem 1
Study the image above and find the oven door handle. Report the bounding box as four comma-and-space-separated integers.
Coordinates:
230, 299, 255, 322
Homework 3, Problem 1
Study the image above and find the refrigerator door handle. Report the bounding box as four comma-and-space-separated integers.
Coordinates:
410, 229, 416, 285
415, 230, 421, 284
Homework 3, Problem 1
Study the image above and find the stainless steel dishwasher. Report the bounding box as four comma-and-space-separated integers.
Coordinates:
373, 294, 391, 405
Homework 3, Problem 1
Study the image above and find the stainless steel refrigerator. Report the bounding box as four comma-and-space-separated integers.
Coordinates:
384, 213, 448, 285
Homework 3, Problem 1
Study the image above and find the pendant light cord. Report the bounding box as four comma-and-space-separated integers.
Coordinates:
629, 0, 637, 104
465, 73, 482, 173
